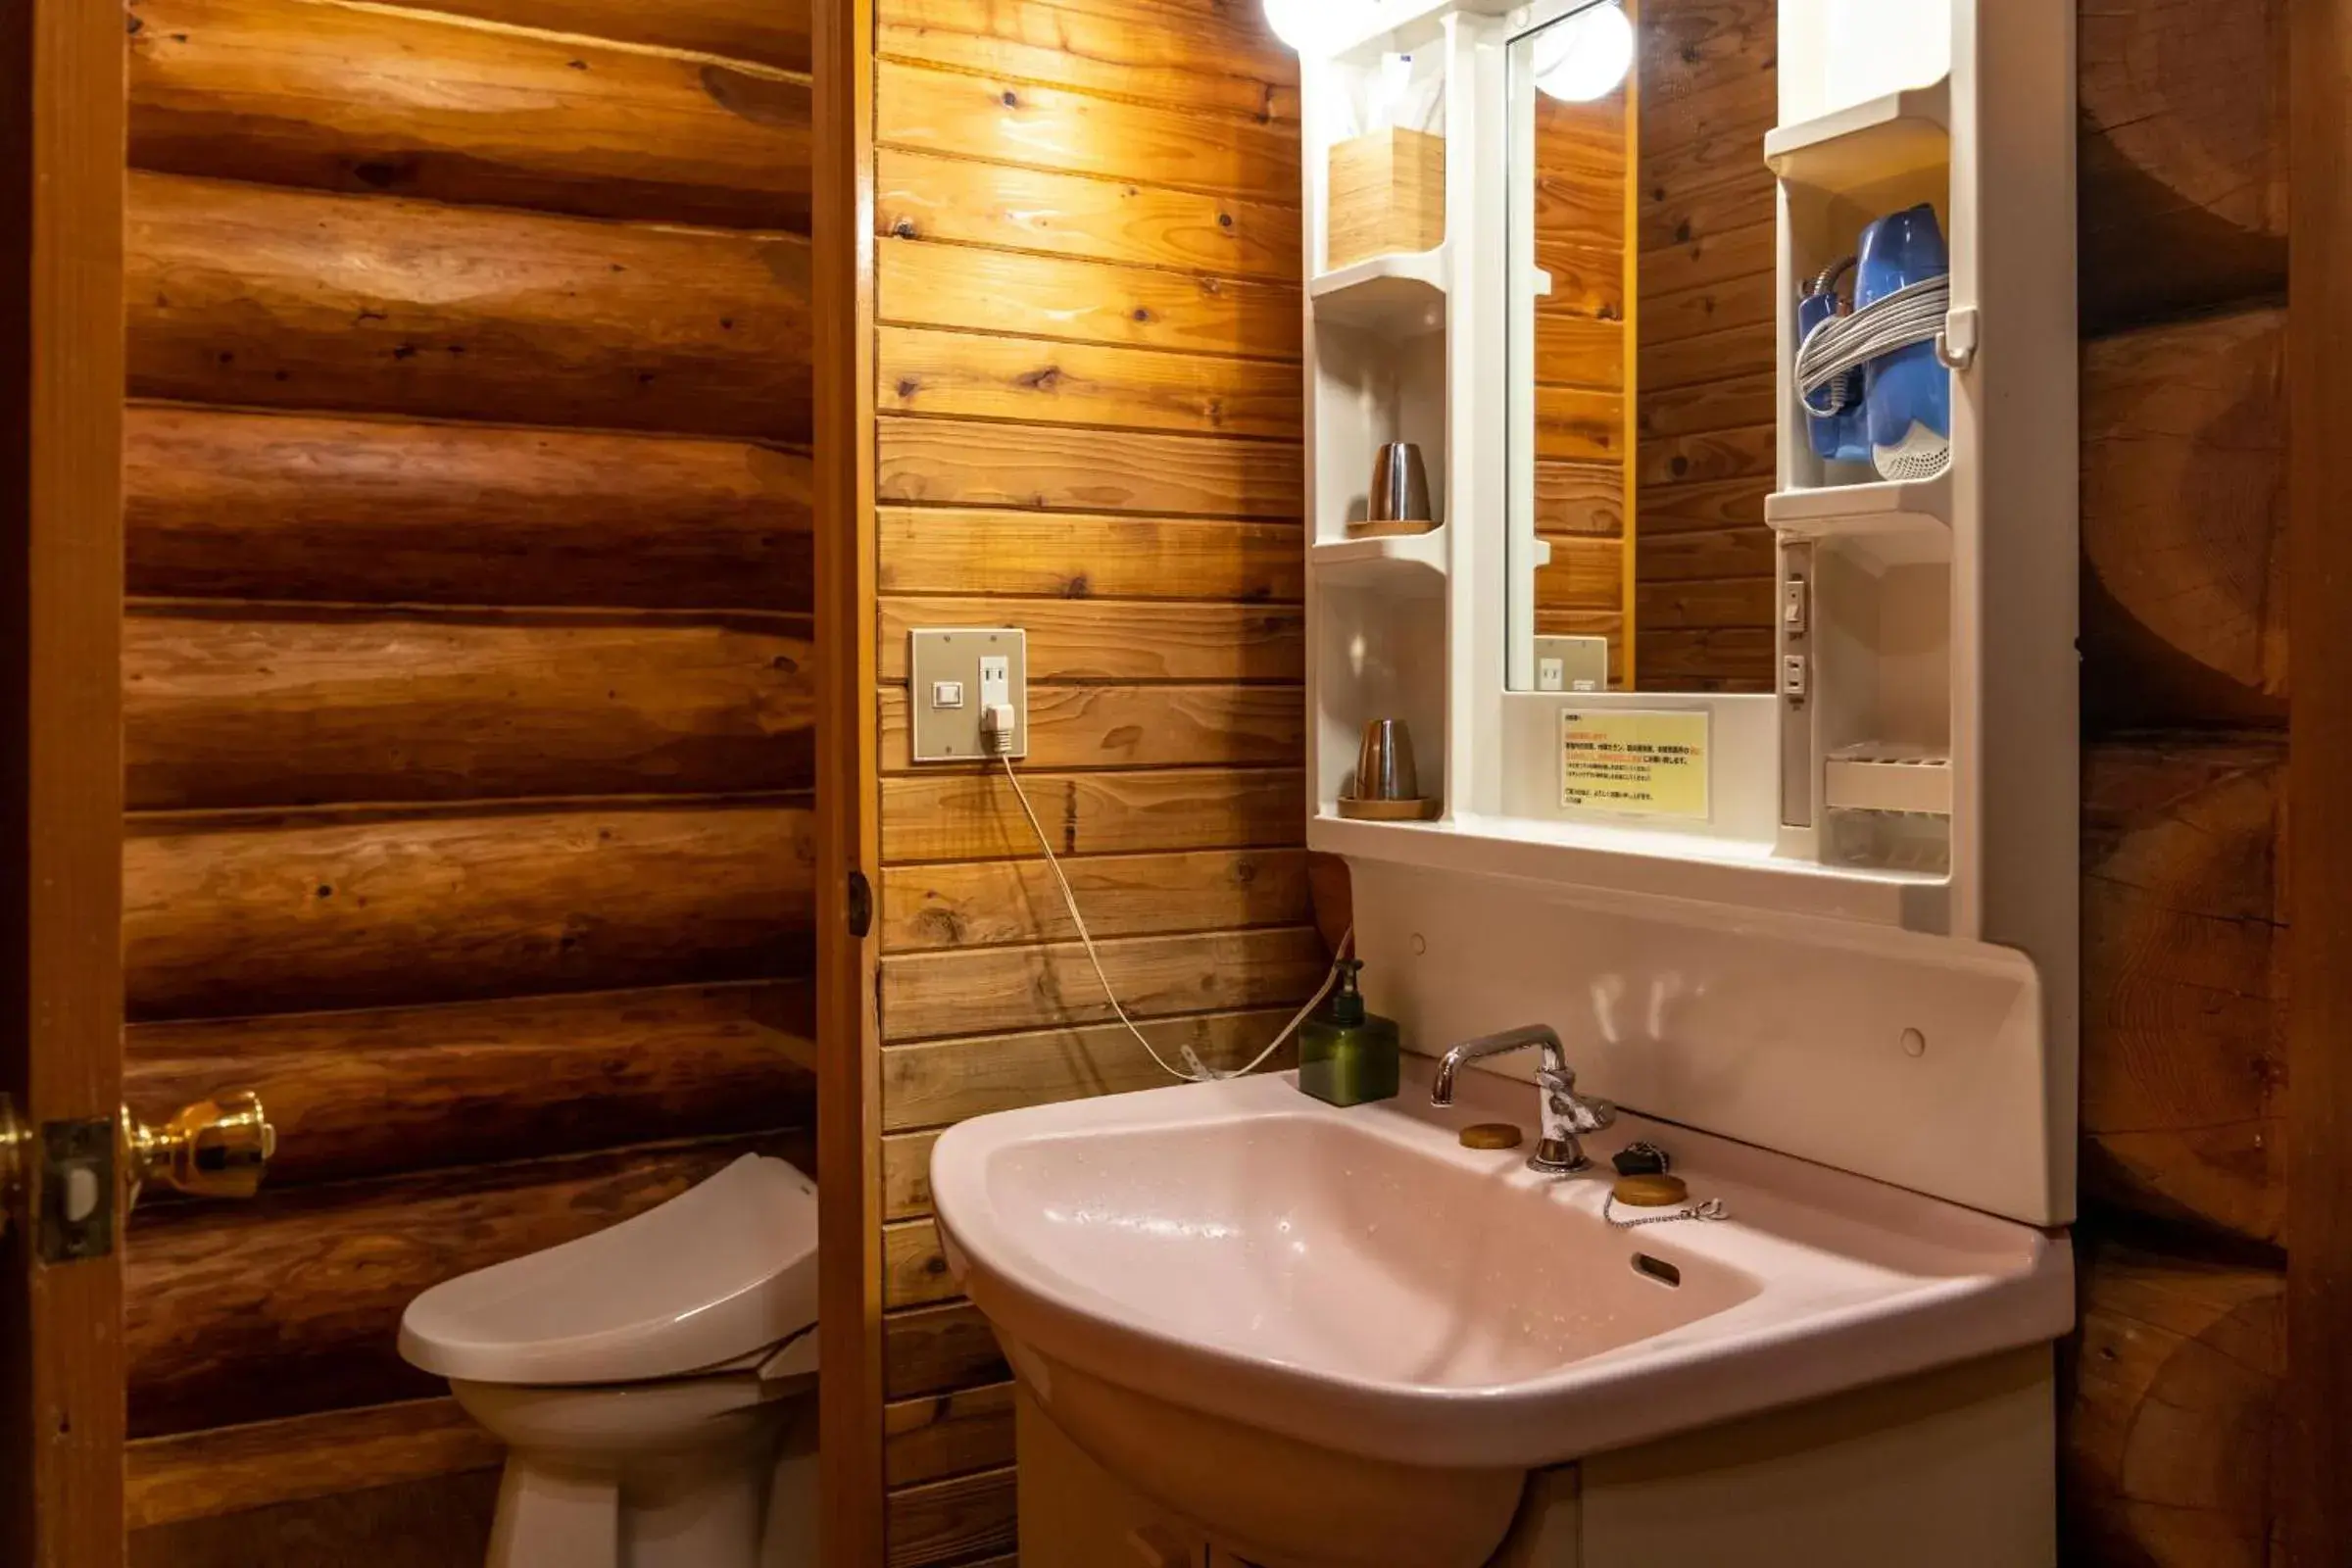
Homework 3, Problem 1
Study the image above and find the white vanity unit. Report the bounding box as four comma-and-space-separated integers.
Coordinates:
1313, 0, 2079, 1547
1305, 0, 2079, 1226
936, 1, 2081, 1564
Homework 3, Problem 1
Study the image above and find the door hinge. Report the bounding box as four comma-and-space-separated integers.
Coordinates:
846, 869, 873, 940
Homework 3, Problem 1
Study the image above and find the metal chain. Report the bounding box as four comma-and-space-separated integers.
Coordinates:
1602, 1195, 1729, 1229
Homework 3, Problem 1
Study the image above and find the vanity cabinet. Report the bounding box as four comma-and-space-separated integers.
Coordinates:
1016, 1386, 1217, 1567
1020, 1352, 2053, 1568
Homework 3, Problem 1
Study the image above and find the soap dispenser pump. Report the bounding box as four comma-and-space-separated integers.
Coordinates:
1298, 958, 1400, 1107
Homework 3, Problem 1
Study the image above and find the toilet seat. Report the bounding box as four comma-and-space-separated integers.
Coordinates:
400, 1154, 818, 1387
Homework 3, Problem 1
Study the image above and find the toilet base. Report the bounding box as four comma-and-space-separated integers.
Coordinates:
453, 1374, 817, 1568
489, 1458, 617, 1568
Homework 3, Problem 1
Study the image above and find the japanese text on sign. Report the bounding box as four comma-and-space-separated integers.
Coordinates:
1558, 709, 1711, 819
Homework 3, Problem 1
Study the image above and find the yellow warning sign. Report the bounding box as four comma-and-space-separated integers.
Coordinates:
1558, 709, 1711, 819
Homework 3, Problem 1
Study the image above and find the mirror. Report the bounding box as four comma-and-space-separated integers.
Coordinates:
1504, 0, 1779, 696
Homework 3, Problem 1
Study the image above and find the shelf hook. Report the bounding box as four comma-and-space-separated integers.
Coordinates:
1936, 306, 1981, 370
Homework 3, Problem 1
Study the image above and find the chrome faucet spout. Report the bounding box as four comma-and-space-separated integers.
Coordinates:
1431, 1024, 1615, 1175
1431, 1025, 1568, 1104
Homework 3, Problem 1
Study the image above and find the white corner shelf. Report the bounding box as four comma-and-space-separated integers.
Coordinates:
1768, 473, 1951, 569
1769, 473, 1949, 527
1311, 533, 1448, 595
1310, 250, 1449, 335
1766, 77, 1950, 188
1308, 810, 1953, 933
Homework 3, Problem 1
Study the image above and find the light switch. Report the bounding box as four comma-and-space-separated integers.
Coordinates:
907, 629, 1028, 761
1783, 578, 1809, 634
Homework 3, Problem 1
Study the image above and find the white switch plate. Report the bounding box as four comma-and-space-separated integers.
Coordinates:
908, 628, 1027, 761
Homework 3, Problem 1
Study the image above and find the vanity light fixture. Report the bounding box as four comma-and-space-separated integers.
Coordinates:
1532, 0, 1633, 102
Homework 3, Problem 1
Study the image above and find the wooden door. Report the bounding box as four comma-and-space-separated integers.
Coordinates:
110, 1, 818, 1560
0, 0, 128, 1564
5, 0, 824, 1561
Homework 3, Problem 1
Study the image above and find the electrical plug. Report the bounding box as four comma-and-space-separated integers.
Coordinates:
980, 703, 1017, 756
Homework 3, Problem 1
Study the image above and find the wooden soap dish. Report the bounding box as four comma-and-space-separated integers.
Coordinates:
1346, 518, 1440, 539
1612, 1173, 1690, 1208
1337, 796, 1442, 822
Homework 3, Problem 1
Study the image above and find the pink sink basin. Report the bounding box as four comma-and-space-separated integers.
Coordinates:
931, 1056, 2071, 1568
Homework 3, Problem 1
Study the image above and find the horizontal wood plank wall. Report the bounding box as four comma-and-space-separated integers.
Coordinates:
1633, 0, 1777, 690
1531, 83, 1634, 683
869, 1, 1312, 1558
120, 0, 815, 1557
2065, 1, 2292, 1562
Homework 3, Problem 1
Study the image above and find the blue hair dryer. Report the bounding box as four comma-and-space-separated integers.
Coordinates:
1856, 203, 1951, 481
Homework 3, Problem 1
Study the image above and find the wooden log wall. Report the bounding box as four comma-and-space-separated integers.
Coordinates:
2066, 1, 2292, 1559
117, 0, 817, 1558
1530, 83, 1635, 683
867, 1, 1317, 1560
1633, 0, 1778, 690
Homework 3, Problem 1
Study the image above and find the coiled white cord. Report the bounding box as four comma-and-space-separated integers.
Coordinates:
1794, 272, 1951, 415
994, 751, 1351, 1084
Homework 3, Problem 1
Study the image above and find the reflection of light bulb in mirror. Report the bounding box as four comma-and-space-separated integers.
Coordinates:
1533, 1, 1634, 102
1646, 974, 1675, 1040
1261, 0, 1372, 54
1589, 974, 1625, 1045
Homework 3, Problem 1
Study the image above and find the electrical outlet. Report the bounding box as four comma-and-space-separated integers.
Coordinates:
1534, 635, 1608, 694
908, 628, 1027, 761
1782, 654, 1809, 700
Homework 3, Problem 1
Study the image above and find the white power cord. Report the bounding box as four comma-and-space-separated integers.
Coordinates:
982, 705, 1350, 1084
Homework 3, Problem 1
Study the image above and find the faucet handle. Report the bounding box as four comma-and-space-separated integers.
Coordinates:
1539, 1067, 1617, 1133
1562, 1093, 1618, 1133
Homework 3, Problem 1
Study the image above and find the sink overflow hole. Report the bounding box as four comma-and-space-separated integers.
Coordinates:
1631, 1252, 1682, 1288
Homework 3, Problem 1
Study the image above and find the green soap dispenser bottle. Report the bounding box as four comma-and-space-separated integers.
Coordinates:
1298, 958, 1400, 1106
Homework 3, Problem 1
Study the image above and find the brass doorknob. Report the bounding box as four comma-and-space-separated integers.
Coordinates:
122, 1092, 275, 1208
0, 1093, 23, 1242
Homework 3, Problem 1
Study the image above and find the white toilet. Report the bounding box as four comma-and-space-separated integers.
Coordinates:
400, 1155, 821, 1568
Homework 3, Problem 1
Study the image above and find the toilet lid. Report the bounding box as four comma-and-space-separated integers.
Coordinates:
399, 1154, 818, 1386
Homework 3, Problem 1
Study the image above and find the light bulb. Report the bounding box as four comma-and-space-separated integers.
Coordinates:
1263, 0, 1375, 54
1261, 0, 1321, 52
1533, 1, 1634, 102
